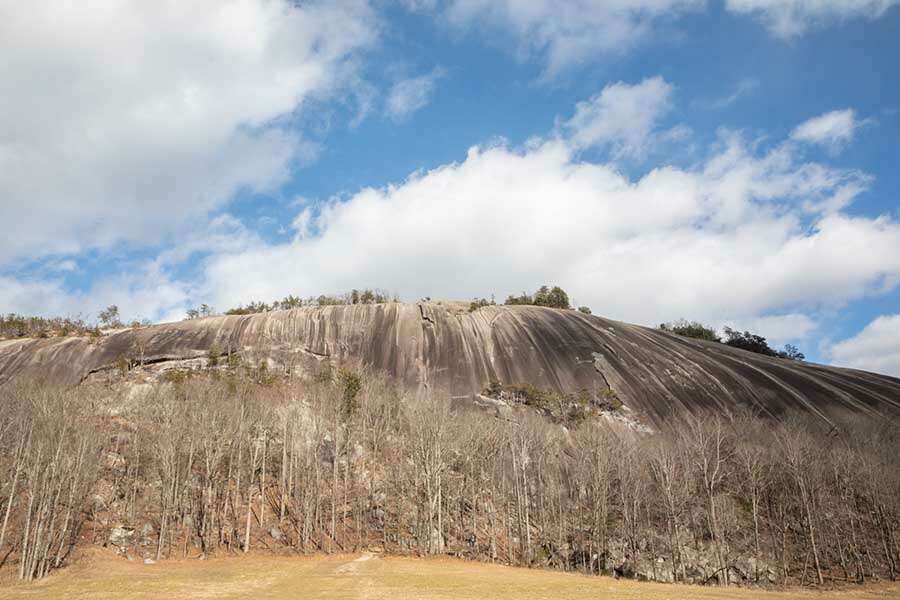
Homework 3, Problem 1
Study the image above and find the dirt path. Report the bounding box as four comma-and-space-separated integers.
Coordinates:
1, 552, 899, 600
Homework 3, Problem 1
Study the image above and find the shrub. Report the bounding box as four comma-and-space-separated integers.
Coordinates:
659, 319, 721, 343
781, 344, 805, 361
0, 313, 93, 339
468, 297, 495, 312
164, 369, 191, 384
504, 285, 571, 310
535, 286, 570, 310
722, 327, 805, 361
337, 368, 362, 418
504, 292, 533, 305
482, 382, 597, 425
185, 304, 216, 320
208, 343, 221, 368
98, 305, 122, 328
598, 389, 623, 412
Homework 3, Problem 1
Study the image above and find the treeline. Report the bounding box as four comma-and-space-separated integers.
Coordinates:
1, 371, 897, 586
212, 285, 591, 318
0, 305, 148, 340
0, 314, 96, 340
218, 289, 398, 317
0, 386, 99, 580
659, 320, 805, 361
470, 285, 591, 314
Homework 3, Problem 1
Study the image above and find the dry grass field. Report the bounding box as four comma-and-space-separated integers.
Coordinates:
2, 551, 900, 600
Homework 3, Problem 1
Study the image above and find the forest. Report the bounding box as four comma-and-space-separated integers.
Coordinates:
0, 367, 897, 588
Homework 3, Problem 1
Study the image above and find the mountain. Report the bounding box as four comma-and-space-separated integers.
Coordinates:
2, 301, 898, 427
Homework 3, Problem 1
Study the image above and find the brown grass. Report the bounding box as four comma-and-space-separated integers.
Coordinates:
1, 550, 899, 600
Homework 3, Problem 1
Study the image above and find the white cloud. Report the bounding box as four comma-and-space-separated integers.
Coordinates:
0, 277, 76, 320
725, 0, 899, 38
195, 106, 899, 335
427, 1, 898, 73
830, 314, 900, 377
386, 68, 445, 120
563, 76, 674, 159
791, 109, 862, 151
0, 266, 189, 325
0, 0, 376, 266
722, 313, 818, 346
0, 214, 261, 324
445, 0, 703, 75
707, 78, 759, 109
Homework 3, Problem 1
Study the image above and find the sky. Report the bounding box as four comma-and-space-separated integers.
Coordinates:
1, 0, 900, 375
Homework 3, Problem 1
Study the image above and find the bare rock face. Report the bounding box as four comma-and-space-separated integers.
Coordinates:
1, 301, 898, 427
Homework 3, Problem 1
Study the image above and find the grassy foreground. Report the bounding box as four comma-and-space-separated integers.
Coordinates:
2, 551, 899, 600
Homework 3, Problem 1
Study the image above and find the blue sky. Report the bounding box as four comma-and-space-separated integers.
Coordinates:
2, 0, 900, 375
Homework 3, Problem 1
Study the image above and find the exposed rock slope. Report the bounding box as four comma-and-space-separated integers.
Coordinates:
1, 301, 898, 427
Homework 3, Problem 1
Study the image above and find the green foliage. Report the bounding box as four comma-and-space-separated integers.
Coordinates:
279, 294, 303, 309
98, 305, 122, 328
226, 350, 241, 370
598, 389, 623, 412
347, 288, 392, 305
535, 285, 570, 309
722, 327, 772, 354
504, 285, 571, 310
468, 296, 496, 312
660, 320, 805, 361
504, 292, 533, 305
225, 289, 396, 315
225, 300, 272, 315
483, 382, 595, 425
164, 369, 191, 384
723, 327, 805, 361
577, 306, 592, 315
781, 344, 805, 361
207, 343, 222, 368
659, 319, 721, 343
185, 304, 215, 320
337, 368, 362, 419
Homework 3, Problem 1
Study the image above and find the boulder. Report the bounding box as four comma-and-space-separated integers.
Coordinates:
109, 526, 135, 549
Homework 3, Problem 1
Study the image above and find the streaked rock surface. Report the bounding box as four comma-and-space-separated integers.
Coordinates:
1, 301, 898, 427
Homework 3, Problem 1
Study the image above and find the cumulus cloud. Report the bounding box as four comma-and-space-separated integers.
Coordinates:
6, 76, 897, 345
0, 267, 189, 325
792, 109, 863, 151
444, 0, 703, 75
725, 0, 899, 38
563, 76, 675, 159
386, 68, 445, 120
722, 313, 818, 346
0, 214, 260, 324
830, 314, 900, 377
195, 103, 898, 340
0, 0, 376, 266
